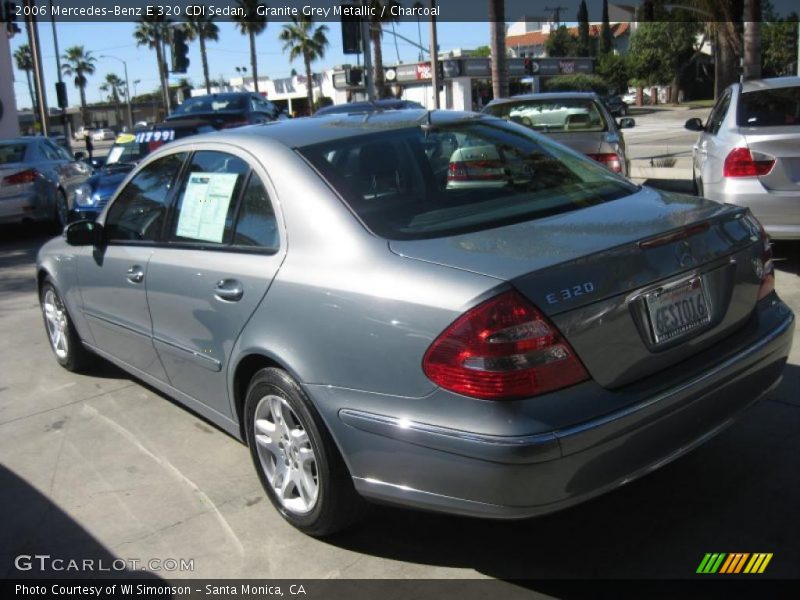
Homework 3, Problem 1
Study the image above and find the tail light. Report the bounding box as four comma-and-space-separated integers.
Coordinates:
723, 147, 775, 178
423, 290, 589, 400
3, 168, 38, 185
587, 153, 622, 173
743, 213, 775, 301
448, 160, 506, 182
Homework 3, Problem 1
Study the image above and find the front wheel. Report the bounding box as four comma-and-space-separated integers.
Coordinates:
245, 367, 363, 536
40, 278, 93, 372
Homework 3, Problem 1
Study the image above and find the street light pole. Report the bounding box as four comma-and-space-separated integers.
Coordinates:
101, 54, 133, 130
24, 0, 48, 136
429, 0, 440, 109
48, 0, 71, 151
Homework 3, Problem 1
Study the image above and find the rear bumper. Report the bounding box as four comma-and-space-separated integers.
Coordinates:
335, 296, 794, 518
0, 191, 51, 224
705, 178, 800, 240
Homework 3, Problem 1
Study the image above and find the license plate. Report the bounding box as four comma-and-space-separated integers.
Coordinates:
645, 276, 712, 345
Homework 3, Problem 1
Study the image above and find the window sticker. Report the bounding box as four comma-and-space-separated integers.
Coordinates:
175, 172, 239, 243
106, 146, 125, 164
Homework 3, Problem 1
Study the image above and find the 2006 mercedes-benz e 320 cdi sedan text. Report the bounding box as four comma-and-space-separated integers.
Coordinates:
38, 110, 794, 536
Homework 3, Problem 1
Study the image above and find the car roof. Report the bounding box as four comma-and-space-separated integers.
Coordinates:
0, 137, 37, 145
486, 92, 600, 107
315, 99, 420, 115
740, 76, 800, 93
171, 109, 487, 148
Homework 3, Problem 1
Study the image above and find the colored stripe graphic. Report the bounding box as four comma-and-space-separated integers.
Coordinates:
744, 553, 773, 574
699, 553, 773, 574
697, 553, 727, 573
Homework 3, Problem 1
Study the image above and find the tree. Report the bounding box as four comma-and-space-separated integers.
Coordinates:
100, 73, 126, 128
184, 7, 220, 94
233, 0, 268, 93
546, 25, 577, 57
488, 0, 508, 100
743, 0, 762, 80
279, 15, 329, 115
577, 0, 591, 56
472, 45, 491, 57
543, 74, 609, 95
61, 46, 96, 128
134, 16, 171, 112
599, 0, 613, 55
761, 14, 799, 76
627, 20, 704, 104
13, 44, 39, 130
368, 1, 401, 99
595, 52, 629, 95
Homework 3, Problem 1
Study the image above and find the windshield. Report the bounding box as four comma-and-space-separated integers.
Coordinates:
737, 86, 800, 127
298, 120, 637, 240
0, 143, 28, 164
172, 95, 247, 116
484, 98, 607, 133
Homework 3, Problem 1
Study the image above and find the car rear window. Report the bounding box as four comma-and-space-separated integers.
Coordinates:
297, 120, 637, 240
737, 86, 800, 127
483, 98, 608, 133
172, 95, 247, 116
0, 143, 28, 164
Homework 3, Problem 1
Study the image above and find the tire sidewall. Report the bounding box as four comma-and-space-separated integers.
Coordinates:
40, 279, 77, 370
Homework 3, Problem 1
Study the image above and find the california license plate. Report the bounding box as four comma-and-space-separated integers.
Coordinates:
645, 276, 712, 345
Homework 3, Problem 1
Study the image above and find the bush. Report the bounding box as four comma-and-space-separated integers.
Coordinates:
543, 74, 609, 96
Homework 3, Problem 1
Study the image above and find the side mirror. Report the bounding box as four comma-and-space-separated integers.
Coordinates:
64, 220, 103, 246
74, 151, 86, 160
618, 117, 636, 129
684, 117, 705, 132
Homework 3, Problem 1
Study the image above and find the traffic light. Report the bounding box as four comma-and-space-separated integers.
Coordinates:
2, 2, 21, 36
436, 61, 444, 81
524, 58, 534, 76
171, 28, 190, 74
56, 82, 69, 109
341, 5, 362, 54
344, 67, 363, 86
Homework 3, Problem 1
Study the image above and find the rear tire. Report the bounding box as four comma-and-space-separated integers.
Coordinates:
40, 278, 93, 372
244, 367, 363, 536
54, 189, 69, 233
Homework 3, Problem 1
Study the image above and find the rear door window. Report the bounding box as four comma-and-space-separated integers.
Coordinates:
737, 86, 800, 127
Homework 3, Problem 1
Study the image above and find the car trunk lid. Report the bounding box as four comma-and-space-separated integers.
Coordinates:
741, 126, 800, 192
391, 187, 765, 388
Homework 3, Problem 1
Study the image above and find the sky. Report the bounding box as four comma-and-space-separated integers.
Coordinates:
9, 20, 491, 110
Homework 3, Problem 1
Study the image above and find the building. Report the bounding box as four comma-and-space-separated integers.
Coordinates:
507, 22, 632, 58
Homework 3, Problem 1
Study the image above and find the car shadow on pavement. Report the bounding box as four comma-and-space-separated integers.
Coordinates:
328, 364, 800, 581
0, 465, 164, 580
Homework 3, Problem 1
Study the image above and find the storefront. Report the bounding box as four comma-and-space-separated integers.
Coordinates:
332, 57, 595, 111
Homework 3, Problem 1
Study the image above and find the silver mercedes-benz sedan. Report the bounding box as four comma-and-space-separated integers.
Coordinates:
482, 92, 635, 176
37, 110, 794, 536
686, 76, 800, 239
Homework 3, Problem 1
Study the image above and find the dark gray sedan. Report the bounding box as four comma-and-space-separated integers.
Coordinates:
1, 137, 92, 227
37, 110, 794, 536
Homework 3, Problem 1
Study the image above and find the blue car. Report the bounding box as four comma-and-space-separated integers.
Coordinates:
69, 125, 211, 221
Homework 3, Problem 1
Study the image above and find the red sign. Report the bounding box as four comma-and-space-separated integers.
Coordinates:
416, 62, 432, 80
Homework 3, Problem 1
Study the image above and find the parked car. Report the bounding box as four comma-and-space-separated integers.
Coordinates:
313, 99, 425, 117
165, 92, 285, 129
92, 128, 116, 141
69, 123, 214, 222
38, 110, 793, 537
622, 90, 651, 105
602, 95, 629, 116
0, 136, 92, 227
72, 126, 89, 141
685, 76, 800, 239
483, 92, 635, 176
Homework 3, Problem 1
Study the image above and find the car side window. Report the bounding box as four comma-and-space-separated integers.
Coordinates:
40, 142, 61, 161
233, 173, 279, 250
251, 95, 277, 118
105, 153, 187, 242
169, 151, 248, 245
706, 91, 732, 136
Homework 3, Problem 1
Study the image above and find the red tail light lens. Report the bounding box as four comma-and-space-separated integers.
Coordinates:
448, 160, 506, 182
587, 153, 622, 173
3, 168, 38, 185
723, 147, 775, 178
423, 290, 589, 400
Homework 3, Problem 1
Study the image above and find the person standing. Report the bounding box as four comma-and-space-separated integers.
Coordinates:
84, 132, 94, 159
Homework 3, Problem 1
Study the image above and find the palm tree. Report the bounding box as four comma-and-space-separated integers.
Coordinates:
279, 15, 329, 115
100, 73, 126, 129
233, 0, 268, 93
184, 8, 220, 94
368, 0, 401, 99
13, 44, 39, 131
488, 0, 508, 100
61, 46, 97, 128
134, 16, 171, 113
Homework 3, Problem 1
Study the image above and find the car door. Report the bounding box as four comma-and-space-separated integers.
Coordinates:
76, 152, 187, 379
146, 148, 284, 418
695, 89, 732, 189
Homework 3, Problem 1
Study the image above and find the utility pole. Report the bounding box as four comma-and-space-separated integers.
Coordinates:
429, 0, 440, 108
24, 0, 48, 136
49, 0, 71, 150
545, 5, 567, 27
360, 1, 375, 101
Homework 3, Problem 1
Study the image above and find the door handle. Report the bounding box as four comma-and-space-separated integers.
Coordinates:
126, 265, 144, 283
214, 279, 243, 302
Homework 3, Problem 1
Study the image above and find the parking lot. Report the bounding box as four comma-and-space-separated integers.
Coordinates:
1, 106, 799, 583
